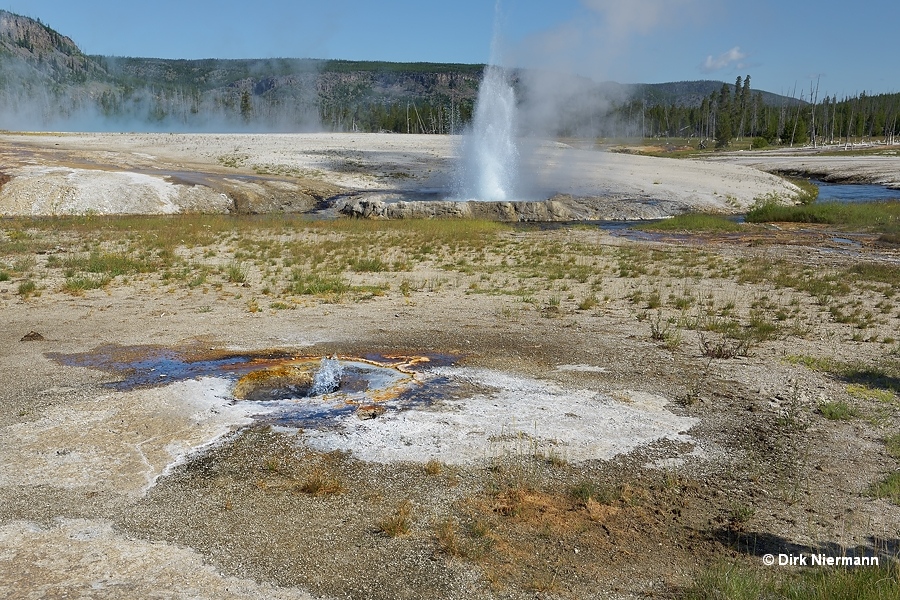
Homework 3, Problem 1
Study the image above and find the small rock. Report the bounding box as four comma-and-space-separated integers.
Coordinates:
356, 404, 386, 420
20, 331, 45, 342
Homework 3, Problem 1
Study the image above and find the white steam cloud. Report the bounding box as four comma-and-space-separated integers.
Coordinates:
496, 0, 714, 156
509, 0, 710, 79
701, 46, 747, 73
581, 0, 703, 39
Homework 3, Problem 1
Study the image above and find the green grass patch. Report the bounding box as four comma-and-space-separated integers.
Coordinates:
818, 400, 858, 421
348, 256, 388, 272
747, 199, 900, 234
638, 213, 742, 233
842, 364, 900, 394
17, 279, 36, 297
848, 262, 900, 286
787, 355, 900, 394
289, 271, 349, 296
63, 274, 111, 294
885, 433, 900, 459
870, 472, 900, 505
788, 177, 820, 204
820, 145, 900, 157
569, 480, 622, 505
60, 250, 160, 276
847, 383, 896, 403
0, 270, 9, 282
786, 354, 839, 371
682, 561, 899, 600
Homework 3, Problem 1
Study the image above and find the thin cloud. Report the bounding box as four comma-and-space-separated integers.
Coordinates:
701, 46, 747, 73
512, 0, 712, 78
581, 0, 703, 38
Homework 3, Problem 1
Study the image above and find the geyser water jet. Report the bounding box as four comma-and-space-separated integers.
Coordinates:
310, 355, 343, 396
454, 4, 519, 201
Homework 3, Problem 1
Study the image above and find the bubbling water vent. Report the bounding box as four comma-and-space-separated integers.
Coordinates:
310, 355, 343, 396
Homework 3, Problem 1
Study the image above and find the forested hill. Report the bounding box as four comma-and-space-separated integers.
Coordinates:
627, 80, 790, 109
1, 9, 897, 145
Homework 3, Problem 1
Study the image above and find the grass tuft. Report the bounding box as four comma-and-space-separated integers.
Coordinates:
63, 274, 111, 294
885, 433, 900, 459
682, 562, 900, 600
424, 459, 443, 476
225, 261, 248, 284
818, 400, 858, 421
348, 256, 388, 272
290, 271, 349, 296
869, 472, 900, 505
298, 468, 344, 496
569, 480, 622, 506
17, 279, 36, 297
376, 501, 412, 537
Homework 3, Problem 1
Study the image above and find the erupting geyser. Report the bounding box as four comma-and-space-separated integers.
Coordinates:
454, 3, 519, 201
310, 355, 343, 396
456, 66, 519, 201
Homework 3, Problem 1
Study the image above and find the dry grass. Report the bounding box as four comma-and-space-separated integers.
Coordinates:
298, 468, 344, 496
376, 501, 413, 537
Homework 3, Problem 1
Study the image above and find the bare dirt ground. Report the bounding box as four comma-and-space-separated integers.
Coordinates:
1, 133, 899, 599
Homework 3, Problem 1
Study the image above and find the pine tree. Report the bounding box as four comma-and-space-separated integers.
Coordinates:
739, 75, 751, 139
240, 89, 253, 122
715, 83, 733, 147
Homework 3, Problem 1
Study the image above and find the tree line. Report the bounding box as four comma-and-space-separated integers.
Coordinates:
608, 76, 900, 147
5, 37, 899, 140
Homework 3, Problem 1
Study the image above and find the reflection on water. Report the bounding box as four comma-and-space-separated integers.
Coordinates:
813, 180, 900, 203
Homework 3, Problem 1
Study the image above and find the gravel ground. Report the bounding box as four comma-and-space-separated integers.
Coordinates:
1, 135, 899, 598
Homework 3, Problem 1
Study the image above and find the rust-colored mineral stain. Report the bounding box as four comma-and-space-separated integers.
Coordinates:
46, 346, 455, 410
232, 365, 315, 401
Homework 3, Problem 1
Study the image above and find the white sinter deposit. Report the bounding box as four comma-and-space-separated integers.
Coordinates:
301, 367, 698, 464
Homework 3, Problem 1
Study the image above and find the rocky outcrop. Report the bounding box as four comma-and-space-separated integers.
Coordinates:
333, 193, 690, 222
0, 166, 340, 216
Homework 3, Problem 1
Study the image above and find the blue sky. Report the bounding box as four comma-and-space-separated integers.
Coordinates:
8, 0, 898, 97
